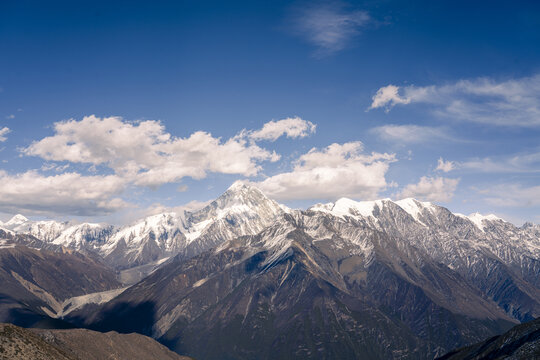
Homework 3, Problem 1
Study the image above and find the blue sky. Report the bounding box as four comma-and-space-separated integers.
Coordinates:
1, 0, 540, 225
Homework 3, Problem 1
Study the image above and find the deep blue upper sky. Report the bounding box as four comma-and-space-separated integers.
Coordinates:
1, 0, 539, 225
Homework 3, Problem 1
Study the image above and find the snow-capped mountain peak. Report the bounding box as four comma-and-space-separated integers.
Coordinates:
4, 214, 29, 228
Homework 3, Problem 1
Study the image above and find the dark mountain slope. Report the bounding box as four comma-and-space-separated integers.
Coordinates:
0, 240, 120, 327
74, 214, 516, 359
437, 317, 540, 360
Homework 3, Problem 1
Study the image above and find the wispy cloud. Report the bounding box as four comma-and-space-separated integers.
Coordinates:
5, 114, 15, 120
369, 124, 455, 144
443, 151, 540, 174
369, 74, 540, 127
291, 2, 370, 57
479, 183, 540, 207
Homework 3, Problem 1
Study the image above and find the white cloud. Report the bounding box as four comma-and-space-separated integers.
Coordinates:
5, 115, 15, 120
0, 170, 128, 216
23, 115, 280, 187
292, 2, 370, 56
435, 158, 455, 172
398, 176, 459, 202
369, 74, 540, 126
253, 141, 395, 200
458, 151, 540, 173
480, 183, 540, 207
0, 127, 10, 142
369, 124, 452, 144
369, 85, 410, 111
248, 117, 316, 142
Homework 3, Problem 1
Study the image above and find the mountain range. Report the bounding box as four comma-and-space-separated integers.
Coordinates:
0, 182, 539, 359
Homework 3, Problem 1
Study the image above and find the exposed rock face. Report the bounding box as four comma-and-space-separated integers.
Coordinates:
3, 184, 540, 359
0, 323, 191, 360
74, 211, 523, 359
436, 317, 540, 360
0, 238, 121, 327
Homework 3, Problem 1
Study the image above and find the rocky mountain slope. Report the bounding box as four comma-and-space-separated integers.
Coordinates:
71, 205, 532, 359
2, 183, 540, 359
0, 232, 121, 327
437, 317, 540, 359
0, 323, 191, 360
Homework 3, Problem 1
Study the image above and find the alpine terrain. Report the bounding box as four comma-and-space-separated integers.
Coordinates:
2, 182, 534, 359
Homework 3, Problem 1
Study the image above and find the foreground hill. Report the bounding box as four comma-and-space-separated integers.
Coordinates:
437, 317, 540, 359
0, 322, 190, 360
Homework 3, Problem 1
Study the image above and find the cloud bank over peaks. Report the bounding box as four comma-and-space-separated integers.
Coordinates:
23, 116, 318, 188
253, 141, 396, 201
0, 170, 127, 216
9, 115, 318, 216
369, 74, 540, 127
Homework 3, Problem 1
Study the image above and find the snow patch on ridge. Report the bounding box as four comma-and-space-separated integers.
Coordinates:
395, 198, 436, 226
468, 213, 503, 231
310, 198, 389, 220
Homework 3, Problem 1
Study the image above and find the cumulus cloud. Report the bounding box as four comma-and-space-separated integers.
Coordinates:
23, 115, 281, 187
248, 117, 316, 142
0, 127, 10, 142
0, 171, 128, 216
369, 85, 410, 111
435, 158, 455, 172
369, 124, 453, 144
369, 74, 540, 126
398, 176, 459, 202
12, 115, 321, 215
253, 141, 396, 200
291, 2, 370, 56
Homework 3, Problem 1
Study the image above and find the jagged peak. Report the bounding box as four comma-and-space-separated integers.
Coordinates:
227, 180, 250, 191
223, 180, 267, 198
214, 181, 276, 208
